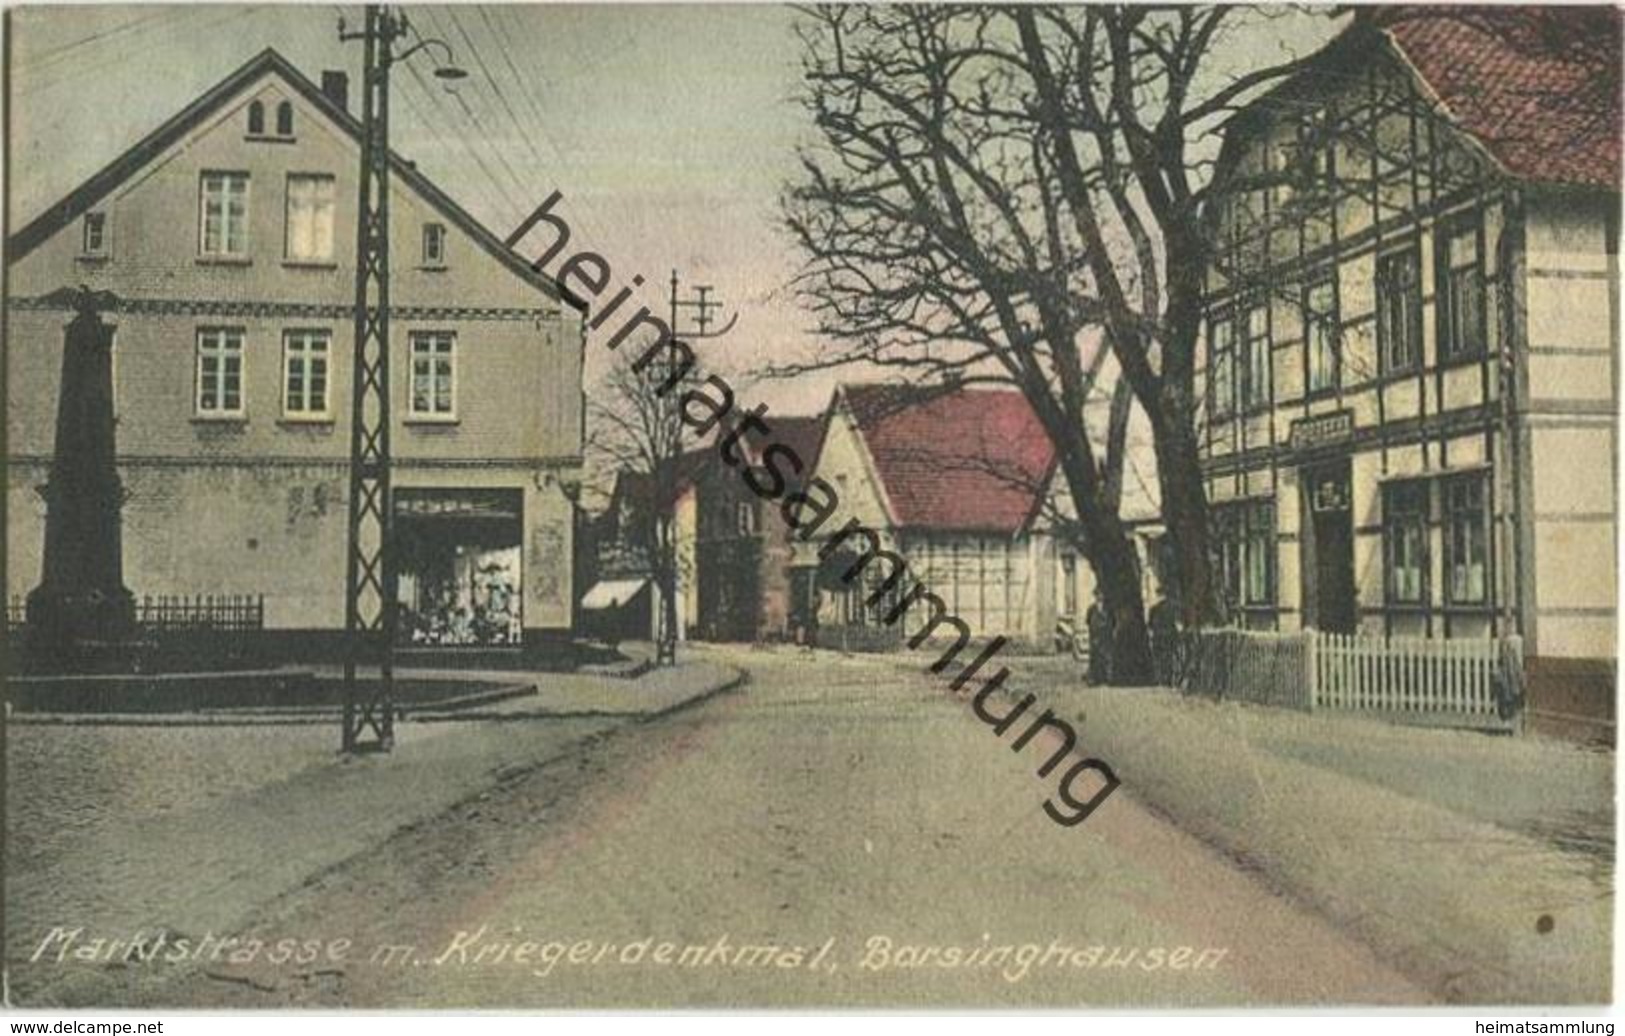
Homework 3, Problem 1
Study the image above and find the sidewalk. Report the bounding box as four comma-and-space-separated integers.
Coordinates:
1037, 680, 1612, 1004
792, 646, 1611, 1003
399, 656, 741, 719
4, 657, 743, 1006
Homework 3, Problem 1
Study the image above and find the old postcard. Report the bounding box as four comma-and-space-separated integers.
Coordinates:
2, 2, 1618, 1013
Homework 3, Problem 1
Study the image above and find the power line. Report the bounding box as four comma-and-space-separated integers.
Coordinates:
474, 5, 617, 253
13, 8, 268, 97
410, 8, 536, 223
14, 8, 185, 72
323, 4, 528, 226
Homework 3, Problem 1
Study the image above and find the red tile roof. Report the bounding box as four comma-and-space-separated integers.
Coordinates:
1377, 7, 1621, 188
841, 383, 1055, 534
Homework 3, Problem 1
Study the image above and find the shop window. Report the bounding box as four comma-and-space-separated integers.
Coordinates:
1444, 473, 1489, 604
1383, 479, 1428, 604
1377, 247, 1422, 373
396, 489, 523, 647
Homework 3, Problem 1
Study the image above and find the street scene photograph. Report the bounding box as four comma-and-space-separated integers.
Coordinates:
2, 0, 1620, 1013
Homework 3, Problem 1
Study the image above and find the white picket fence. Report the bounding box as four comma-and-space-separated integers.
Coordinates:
1314, 632, 1515, 720
1177, 628, 1522, 729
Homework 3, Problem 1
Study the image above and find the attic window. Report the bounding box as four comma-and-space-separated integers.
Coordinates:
422, 223, 447, 268
276, 101, 294, 137
247, 101, 265, 135
81, 212, 108, 258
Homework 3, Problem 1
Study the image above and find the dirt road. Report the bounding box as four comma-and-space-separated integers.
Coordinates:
115, 649, 1431, 1008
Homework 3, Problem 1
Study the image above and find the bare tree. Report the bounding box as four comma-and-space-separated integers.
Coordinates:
586, 337, 690, 666
783, 7, 1344, 671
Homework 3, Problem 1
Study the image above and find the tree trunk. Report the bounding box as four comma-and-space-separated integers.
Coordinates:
655, 513, 679, 666
1053, 439, 1153, 685
1151, 412, 1215, 630
1082, 503, 1153, 685
1149, 249, 1218, 630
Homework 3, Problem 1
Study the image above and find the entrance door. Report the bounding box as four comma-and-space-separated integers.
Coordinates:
1305, 460, 1356, 633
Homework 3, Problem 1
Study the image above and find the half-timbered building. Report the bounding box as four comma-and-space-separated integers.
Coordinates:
1196, 9, 1618, 716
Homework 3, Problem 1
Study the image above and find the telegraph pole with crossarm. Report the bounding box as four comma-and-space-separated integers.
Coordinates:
336, 5, 465, 753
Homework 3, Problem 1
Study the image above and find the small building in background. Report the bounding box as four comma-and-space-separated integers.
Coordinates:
579, 458, 702, 645
692, 414, 827, 643
794, 382, 1070, 651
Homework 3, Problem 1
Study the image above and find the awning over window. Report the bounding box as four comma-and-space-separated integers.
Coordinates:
580, 578, 648, 611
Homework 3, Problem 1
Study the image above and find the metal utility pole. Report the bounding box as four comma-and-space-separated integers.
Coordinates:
650, 271, 738, 666
337, 5, 464, 753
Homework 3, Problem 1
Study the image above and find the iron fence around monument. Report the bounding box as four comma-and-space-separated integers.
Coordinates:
6, 592, 267, 670
7, 593, 264, 633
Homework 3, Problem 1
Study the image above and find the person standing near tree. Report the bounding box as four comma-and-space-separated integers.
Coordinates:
1086, 589, 1113, 685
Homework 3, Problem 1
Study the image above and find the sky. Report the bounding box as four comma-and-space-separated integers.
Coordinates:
7, 3, 1340, 417
9, 3, 821, 406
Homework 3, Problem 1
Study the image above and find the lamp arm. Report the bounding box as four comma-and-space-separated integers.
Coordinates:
393, 37, 455, 66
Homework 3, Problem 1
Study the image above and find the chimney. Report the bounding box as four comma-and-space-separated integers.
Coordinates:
321, 71, 349, 112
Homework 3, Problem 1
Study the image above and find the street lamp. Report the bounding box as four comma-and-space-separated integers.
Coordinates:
336, 5, 463, 754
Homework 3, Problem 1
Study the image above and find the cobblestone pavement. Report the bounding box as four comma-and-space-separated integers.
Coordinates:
4, 658, 740, 1006
111, 648, 1429, 1009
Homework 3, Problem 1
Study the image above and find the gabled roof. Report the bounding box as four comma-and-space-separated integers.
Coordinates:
839, 383, 1055, 535
1213, 9, 1620, 196
1378, 7, 1620, 189
609, 449, 709, 518
7, 48, 582, 310
767, 414, 827, 493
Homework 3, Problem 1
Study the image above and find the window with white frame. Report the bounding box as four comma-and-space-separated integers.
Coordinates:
197, 328, 245, 415
200, 172, 249, 257
1383, 479, 1428, 604
285, 174, 335, 262
1444, 473, 1489, 604
410, 331, 456, 417
81, 212, 108, 257
282, 330, 330, 417
423, 223, 447, 267
735, 501, 757, 535
1212, 500, 1275, 610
